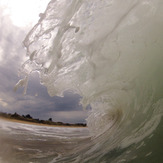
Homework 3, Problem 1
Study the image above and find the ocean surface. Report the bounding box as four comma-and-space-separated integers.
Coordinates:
5, 0, 163, 162
0, 119, 90, 163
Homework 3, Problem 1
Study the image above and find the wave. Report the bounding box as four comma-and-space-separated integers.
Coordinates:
16, 0, 163, 162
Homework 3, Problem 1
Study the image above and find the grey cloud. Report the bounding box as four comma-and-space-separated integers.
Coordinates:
43, 111, 88, 123
52, 92, 82, 112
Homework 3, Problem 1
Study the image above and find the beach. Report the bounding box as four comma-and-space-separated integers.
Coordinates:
0, 117, 86, 128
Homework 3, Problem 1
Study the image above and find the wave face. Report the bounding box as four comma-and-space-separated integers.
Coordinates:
17, 0, 163, 162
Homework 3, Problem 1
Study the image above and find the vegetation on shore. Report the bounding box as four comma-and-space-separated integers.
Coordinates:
0, 112, 87, 127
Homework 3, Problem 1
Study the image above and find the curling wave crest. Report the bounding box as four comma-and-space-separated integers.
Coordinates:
16, 0, 163, 162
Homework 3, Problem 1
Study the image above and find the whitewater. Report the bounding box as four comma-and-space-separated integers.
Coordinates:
11, 0, 163, 162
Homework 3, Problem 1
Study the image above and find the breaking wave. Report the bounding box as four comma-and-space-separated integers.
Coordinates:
16, 0, 163, 162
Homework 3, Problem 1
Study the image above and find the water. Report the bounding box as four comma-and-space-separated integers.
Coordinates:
0, 119, 90, 163
11, 0, 163, 162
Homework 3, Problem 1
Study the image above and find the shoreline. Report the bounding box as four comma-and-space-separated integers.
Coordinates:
0, 117, 87, 128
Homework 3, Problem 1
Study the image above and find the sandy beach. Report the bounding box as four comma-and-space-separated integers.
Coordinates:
0, 117, 86, 128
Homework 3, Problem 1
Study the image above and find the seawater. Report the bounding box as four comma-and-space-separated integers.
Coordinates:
0, 119, 90, 163
13, 0, 163, 162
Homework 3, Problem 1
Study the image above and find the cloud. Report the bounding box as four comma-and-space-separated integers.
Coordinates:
0, 6, 29, 76
0, 98, 8, 107
45, 110, 88, 123
52, 92, 82, 112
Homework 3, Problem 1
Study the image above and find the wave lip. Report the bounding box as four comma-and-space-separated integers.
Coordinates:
16, 0, 163, 162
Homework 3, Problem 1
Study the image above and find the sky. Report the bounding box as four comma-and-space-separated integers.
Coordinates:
0, 0, 88, 123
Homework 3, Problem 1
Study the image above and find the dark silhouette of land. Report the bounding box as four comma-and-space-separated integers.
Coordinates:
0, 112, 87, 127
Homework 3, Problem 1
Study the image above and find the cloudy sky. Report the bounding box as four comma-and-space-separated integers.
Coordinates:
0, 0, 88, 123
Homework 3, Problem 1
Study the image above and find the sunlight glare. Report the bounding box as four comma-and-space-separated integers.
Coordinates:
0, 0, 50, 27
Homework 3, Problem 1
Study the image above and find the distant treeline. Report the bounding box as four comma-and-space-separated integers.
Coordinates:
0, 112, 87, 127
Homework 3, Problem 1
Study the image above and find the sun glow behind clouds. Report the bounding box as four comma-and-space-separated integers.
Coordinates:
0, 0, 50, 27
0, 98, 8, 107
